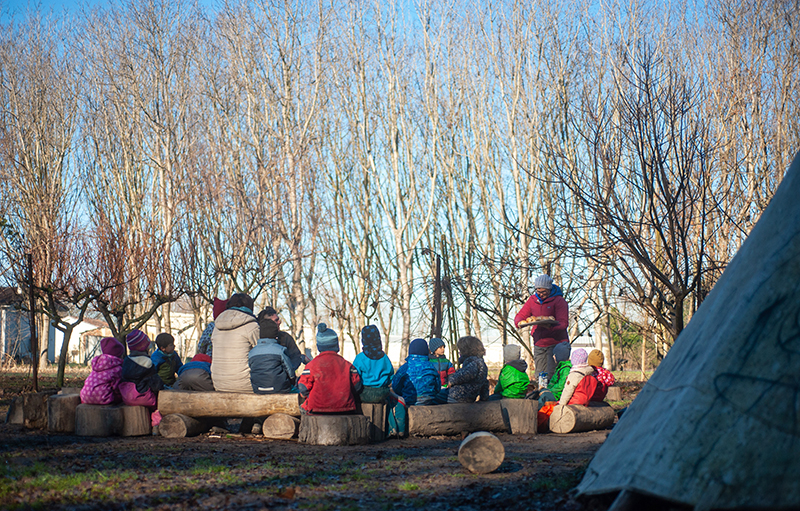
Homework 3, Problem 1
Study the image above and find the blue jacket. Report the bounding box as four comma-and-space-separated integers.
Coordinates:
392, 354, 441, 405
248, 337, 294, 394
151, 350, 183, 386
353, 352, 394, 387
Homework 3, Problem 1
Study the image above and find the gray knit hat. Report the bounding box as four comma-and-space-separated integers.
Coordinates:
533, 274, 553, 290
428, 337, 445, 353
316, 323, 339, 352
503, 344, 521, 363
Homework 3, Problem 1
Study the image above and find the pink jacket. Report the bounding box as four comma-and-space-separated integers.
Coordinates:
80, 354, 122, 405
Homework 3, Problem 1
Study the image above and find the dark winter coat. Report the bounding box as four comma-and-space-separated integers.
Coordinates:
249, 337, 295, 394
447, 355, 489, 403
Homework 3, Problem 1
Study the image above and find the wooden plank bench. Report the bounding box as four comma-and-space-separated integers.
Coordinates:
408, 399, 537, 436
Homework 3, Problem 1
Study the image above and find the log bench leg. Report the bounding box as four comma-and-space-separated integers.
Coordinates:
358, 402, 387, 443
75, 404, 124, 437
261, 413, 300, 439
159, 413, 210, 438
120, 406, 151, 436
298, 414, 370, 445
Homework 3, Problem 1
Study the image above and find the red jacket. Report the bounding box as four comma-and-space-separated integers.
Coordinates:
513, 285, 569, 348
298, 351, 363, 413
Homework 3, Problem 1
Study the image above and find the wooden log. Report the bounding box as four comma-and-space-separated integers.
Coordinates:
358, 402, 387, 443
458, 431, 505, 474
57, 387, 81, 395
500, 399, 537, 435
23, 392, 54, 429
159, 413, 210, 438
75, 404, 123, 437
408, 400, 536, 436
120, 406, 151, 436
47, 394, 82, 433
157, 390, 301, 417
298, 414, 370, 446
262, 413, 299, 440
549, 402, 616, 434
6, 397, 23, 425
606, 386, 622, 401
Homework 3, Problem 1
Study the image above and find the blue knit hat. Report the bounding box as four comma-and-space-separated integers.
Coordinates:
408, 338, 429, 356
316, 323, 339, 352
428, 337, 445, 353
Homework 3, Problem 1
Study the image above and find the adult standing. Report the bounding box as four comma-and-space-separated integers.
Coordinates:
513, 274, 570, 378
258, 306, 304, 372
210, 293, 259, 393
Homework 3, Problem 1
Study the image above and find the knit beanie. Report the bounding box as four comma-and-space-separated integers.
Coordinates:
213, 297, 228, 320
570, 348, 589, 367
192, 353, 212, 364
588, 349, 604, 368
428, 337, 445, 353
155, 333, 175, 350
259, 317, 280, 339
533, 274, 553, 290
408, 338, 429, 356
126, 329, 150, 353
316, 323, 339, 352
503, 344, 521, 363
100, 337, 124, 358
553, 342, 571, 363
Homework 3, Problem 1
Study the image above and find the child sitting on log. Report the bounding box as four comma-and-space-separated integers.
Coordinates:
151, 333, 183, 387
249, 317, 296, 394
392, 338, 448, 406
120, 329, 165, 427
80, 336, 124, 405
175, 353, 214, 391
428, 337, 455, 387
353, 325, 394, 403
588, 349, 615, 401
447, 336, 490, 403
538, 342, 572, 405
490, 344, 530, 400
297, 323, 363, 414
558, 348, 604, 406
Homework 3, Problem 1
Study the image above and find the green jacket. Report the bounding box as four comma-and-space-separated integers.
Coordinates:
493, 360, 530, 399
547, 360, 572, 399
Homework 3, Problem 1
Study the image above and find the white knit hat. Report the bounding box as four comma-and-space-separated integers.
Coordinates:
533, 274, 553, 290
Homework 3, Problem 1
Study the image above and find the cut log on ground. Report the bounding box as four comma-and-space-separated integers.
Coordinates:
75, 404, 124, 437
23, 392, 55, 429
549, 402, 616, 434
358, 402, 387, 442
458, 431, 505, 474
57, 387, 81, 395
47, 394, 82, 433
408, 399, 537, 436
262, 413, 299, 440
159, 413, 210, 438
120, 406, 151, 436
157, 390, 301, 417
298, 414, 370, 445
6, 397, 23, 425
605, 386, 622, 401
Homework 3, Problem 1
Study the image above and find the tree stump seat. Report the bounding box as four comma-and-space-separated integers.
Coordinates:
48, 393, 82, 433
408, 399, 537, 437
75, 404, 151, 437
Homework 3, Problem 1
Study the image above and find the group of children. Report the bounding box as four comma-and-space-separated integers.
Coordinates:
80, 309, 614, 435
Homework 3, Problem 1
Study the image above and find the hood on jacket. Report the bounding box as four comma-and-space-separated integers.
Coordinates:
128, 354, 153, 369
91, 353, 123, 372
215, 309, 257, 331
505, 359, 528, 373
535, 284, 564, 304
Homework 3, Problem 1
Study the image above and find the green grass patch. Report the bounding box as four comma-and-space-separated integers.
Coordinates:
398, 482, 419, 491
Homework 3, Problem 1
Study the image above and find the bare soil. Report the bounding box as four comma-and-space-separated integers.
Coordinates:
0, 368, 642, 510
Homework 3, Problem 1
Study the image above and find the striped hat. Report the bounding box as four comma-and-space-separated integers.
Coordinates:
126, 329, 151, 353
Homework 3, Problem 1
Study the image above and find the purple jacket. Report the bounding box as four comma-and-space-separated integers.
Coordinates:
80, 354, 122, 405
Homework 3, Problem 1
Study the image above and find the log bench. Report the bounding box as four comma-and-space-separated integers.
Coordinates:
408, 399, 537, 436
157, 390, 301, 417
48, 394, 82, 433
548, 402, 616, 434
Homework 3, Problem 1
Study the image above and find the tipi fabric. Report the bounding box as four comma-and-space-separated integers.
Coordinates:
577, 152, 800, 510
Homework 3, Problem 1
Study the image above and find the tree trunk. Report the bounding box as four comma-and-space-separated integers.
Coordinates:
408, 400, 536, 436
298, 414, 370, 445
159, 413, 210, 438
157, 390, 301, 417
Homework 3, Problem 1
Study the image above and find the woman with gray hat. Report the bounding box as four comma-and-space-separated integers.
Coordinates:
513, 274, 571, 379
